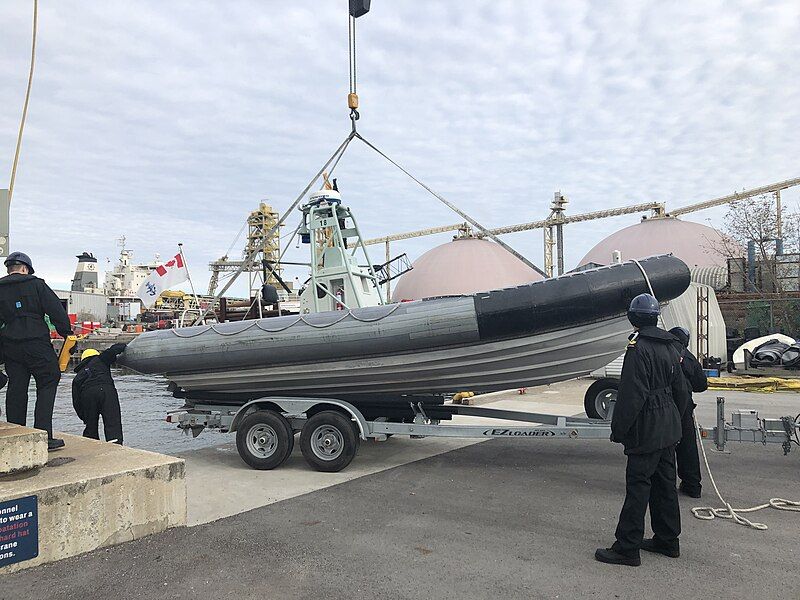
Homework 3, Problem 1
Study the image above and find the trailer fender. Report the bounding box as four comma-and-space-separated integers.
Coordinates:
229, 397, 370, 440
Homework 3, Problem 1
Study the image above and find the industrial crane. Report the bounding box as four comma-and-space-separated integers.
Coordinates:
364, 177, 800, 279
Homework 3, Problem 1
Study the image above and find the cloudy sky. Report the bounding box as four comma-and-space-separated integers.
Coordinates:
1, 0, 799, 293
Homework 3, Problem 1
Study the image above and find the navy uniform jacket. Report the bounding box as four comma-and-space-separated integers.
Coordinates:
611, 325, 690, 455
0, 273, 72, 342
72, 343, 126, 419
676, 346, 708, 403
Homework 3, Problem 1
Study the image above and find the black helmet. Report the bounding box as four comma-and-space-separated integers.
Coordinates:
4, 251, 34, 274
627, 293, 659, 327
669, 326, 690, 348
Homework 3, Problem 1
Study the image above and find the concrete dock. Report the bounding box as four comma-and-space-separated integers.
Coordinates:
0, 382, 798, 599
0, 433, 186, 575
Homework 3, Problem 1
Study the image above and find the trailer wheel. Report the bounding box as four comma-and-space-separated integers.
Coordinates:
300, 411, 359, 472
584, 378, 618, 420
236, 411, 294, 470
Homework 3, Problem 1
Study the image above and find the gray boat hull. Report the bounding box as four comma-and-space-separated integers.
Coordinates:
163, 316, 631, 397
119, 254, 690, 403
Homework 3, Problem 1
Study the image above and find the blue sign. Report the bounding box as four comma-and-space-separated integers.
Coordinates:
0, 495, 38, 568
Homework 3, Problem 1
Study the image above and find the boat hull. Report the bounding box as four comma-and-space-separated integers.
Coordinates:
166, 316, 631, 399
119, 254, 690, 403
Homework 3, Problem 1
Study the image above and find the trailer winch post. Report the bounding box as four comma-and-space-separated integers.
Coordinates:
715, 396, 726, 452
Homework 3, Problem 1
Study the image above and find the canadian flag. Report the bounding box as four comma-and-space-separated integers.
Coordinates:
136, 252, 189, 308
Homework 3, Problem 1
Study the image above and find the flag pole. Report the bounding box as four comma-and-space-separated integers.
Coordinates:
178, 243, 203, 323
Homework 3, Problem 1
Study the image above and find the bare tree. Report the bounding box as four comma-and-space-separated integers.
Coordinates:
712, 193, 800, 333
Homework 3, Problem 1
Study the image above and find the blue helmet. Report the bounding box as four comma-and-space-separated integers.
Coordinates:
4, 251, 34, 274
627, 293, 659, 327
669, 326, 690, 348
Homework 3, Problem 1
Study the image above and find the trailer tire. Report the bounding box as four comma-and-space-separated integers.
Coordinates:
300, 411, 359, 472
236, 411, 294, 470
584, 378, 618, 420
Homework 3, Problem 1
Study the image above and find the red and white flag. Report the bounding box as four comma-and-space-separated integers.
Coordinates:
136, 252, 189, 308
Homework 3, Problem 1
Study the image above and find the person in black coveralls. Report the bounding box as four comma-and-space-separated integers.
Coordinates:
0, 252, 73, 450
595, 293, 690, 567
72, 344, 127, 444
669, 326, 708, 498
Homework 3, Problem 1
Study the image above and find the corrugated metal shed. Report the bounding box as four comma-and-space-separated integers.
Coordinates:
690, 266, 727, 291
55, 290, 108, 321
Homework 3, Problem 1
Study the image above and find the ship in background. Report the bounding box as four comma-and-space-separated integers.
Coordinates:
56, 201, 300, 332
100, 237, 161, 322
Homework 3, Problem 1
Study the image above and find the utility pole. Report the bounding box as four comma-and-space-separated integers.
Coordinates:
385, 240, 391, 302
542, 192, 568, 277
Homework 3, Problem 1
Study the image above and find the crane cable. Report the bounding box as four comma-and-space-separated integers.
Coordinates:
8, 0, 38, 205
629, 258, 800, 531
347, 13, 359, 124
355, 132, 548, 277
204, 0, 546, 318
341, 7, 544, 276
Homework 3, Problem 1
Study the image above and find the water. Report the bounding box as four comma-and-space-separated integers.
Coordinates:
1, 370, 228, 455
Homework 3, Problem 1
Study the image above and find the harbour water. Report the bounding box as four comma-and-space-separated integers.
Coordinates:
2, 370, 226, 454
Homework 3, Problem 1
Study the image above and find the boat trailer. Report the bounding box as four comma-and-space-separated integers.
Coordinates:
166, 396, 800, 472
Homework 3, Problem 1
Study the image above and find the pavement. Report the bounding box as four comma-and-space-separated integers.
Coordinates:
181, 383, 582, 525
1, 381, 798, 600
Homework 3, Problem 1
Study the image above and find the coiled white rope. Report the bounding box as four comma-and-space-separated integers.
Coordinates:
629, 259, 800, 531
689, 415, 800, 530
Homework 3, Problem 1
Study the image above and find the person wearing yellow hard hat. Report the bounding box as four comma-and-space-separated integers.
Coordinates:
81, 349, 100, 361
72, 343, 127, 444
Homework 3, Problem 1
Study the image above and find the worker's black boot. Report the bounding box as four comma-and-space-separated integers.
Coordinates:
679, 482, 701, 498
48, 437, 65, 451
594, 547, 641, 567
641, 537, 680, 558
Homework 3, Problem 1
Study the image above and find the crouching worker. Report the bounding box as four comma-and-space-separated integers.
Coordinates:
72, 344, 127, 444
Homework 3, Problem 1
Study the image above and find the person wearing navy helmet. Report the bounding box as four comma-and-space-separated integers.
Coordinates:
0, 252, 72, 450
669, 326, 708, 498
595, 293, 690, 567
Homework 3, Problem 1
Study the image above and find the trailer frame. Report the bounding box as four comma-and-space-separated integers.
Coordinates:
166, 395, 799, 472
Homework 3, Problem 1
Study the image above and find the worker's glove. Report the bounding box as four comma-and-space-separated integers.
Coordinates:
110, 343, 128, 355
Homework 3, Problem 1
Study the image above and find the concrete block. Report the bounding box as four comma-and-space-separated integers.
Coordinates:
0, 433, 186, 574
0, 421, 48, 475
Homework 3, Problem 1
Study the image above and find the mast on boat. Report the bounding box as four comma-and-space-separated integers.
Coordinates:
297, 188, 384, 314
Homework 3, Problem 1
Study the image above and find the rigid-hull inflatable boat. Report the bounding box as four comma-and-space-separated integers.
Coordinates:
119, 255, 690, 407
